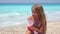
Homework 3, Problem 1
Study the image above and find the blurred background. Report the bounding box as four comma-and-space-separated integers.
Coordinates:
0, 0, 60, 34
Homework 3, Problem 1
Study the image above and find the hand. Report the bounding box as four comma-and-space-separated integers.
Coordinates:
29, 26, 35, 31
30, 26, 36, 31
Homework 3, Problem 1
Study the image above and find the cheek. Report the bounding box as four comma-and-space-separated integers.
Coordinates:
35, 13, 38, 16
32, 13, 38, 17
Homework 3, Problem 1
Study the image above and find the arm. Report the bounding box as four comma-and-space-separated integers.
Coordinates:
26, 16, 34, 34
31, 19, 46, 33
33, 24, 46, 33
26, 29, 31, 34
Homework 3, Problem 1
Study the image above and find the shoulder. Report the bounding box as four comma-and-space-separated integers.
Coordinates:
28, 16, 34, 21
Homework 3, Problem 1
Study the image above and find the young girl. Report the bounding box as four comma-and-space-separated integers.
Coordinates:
26, 4, 47, 34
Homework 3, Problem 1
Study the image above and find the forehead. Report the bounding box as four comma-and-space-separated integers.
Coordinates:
32, 7, 35, 10
32, 7, 37, 13
32, 7, 36, 12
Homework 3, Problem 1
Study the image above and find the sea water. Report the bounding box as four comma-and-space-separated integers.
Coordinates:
0, 3, 60, 27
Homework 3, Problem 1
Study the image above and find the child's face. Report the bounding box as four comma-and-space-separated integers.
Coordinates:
32, 8, 38, 18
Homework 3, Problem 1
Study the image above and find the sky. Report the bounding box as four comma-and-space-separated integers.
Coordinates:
0, 0, 60, 3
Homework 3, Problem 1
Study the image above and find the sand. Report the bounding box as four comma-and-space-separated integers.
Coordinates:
0, 22, 60, 34
46, 22, 60, 34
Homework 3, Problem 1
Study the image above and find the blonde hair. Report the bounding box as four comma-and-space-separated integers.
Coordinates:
32, 4, 47, 33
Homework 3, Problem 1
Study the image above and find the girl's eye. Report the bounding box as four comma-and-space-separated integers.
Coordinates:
32, 11, 37, 13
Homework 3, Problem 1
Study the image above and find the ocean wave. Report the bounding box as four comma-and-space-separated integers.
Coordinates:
0, 12, 29, 27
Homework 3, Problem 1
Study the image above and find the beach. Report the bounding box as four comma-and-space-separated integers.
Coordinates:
0, 22, 60, 34
0, 3, 60, 34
